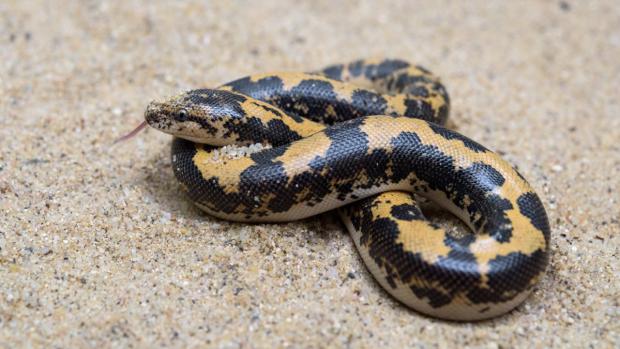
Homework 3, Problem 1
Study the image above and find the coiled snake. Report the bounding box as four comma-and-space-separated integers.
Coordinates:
136, 59, 550, 320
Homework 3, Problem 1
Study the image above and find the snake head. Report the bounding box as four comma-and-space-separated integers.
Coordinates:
145, 89, 250, 145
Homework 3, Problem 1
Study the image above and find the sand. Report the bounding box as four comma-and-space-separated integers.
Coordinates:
1, 1, 618, 347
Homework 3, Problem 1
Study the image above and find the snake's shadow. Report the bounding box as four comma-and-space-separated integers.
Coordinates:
137, 146, 206, 220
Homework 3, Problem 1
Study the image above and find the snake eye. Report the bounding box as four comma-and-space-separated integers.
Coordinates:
176, 109, 188, 121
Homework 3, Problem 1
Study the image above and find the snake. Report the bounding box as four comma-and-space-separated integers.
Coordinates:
136, 59, 550, 320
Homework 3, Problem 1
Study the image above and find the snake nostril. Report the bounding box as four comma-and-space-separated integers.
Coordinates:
144, 102, 163, 124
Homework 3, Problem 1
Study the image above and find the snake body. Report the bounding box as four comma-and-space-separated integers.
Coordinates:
144, 59, 550, 320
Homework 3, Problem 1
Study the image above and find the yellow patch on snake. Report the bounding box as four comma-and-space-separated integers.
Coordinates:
401, 66, 432, 78
325, 104, 338, 119
323, 79, 357, 102
192, 145, 255, 193
242, 99, 281, 124
242, 98, 325, 136
471, 214, 546, 283
275, 131, 331, 181
384, 94, 410, 115
371, 192, 451, 264
382, 89, 447, 119
358, 117, 394, 151
426, 89, 448, 113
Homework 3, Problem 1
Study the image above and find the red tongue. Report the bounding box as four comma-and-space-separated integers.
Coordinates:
114, 121, 148, 144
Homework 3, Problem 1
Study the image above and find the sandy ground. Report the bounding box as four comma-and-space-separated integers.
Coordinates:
1, 1, 618, 348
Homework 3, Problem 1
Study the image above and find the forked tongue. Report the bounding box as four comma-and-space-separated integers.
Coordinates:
114, 121, 148, 144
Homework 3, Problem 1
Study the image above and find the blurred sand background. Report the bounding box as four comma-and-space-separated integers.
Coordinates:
1, 1, 618, 347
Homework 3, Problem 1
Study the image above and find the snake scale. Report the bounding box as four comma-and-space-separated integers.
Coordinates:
138, 59, 550, 320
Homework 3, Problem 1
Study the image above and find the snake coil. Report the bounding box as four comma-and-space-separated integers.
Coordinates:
143, 59, 550, 320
